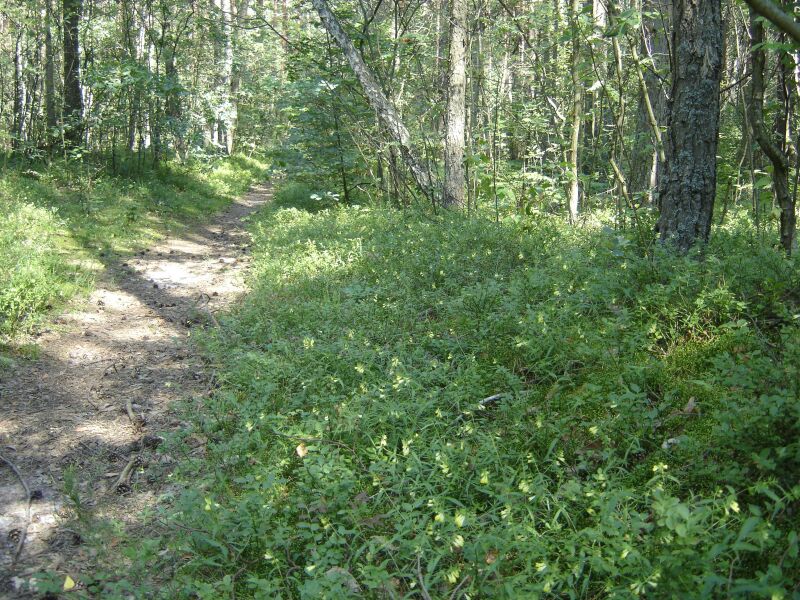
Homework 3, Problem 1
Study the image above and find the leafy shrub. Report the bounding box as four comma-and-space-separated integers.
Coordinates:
0, 195, 91, 335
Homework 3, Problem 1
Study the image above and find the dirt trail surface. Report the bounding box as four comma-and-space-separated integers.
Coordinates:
0, 184, 271, 597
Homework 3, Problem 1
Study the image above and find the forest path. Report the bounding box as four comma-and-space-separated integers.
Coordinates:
0, 183, 271, 597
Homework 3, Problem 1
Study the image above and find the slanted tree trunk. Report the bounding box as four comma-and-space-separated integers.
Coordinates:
63, 0, 84, 147
443, 0, 467, 208
629, 0, 669, 203
742, 0, 800, 44
310, 0, 436, 203
748, 8, 796, 254
657, 0, 723, 252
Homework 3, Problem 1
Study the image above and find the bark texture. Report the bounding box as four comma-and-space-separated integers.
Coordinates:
443, 0, 467, 208
12, 31, 27, 148
220, 0, 235, 154
657, 0, 722, 252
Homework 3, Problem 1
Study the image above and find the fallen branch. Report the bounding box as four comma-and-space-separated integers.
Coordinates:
189, 295, 223, 330
152, 516, 240, 564
0, 452, 31, 567
478, 393, 506, 408
109, 454, 138, 493
83, 357, 120, 367
125, 397, 144, 428
452, 393, 510, 426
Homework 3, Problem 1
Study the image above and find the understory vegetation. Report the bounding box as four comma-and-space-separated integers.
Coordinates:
0, 155, 267, 345
4, 0, 800, 596
109, 184, 800, 598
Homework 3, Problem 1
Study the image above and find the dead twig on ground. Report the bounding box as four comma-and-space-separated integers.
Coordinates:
0, 452, 32, 567
125, 397, 144, 428
83, 357, 120, 367
478, 393, 505, 408
452, 392, 511, 426
109, 454, 138, 493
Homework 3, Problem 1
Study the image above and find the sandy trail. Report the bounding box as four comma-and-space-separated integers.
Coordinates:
0, 183, 271, 597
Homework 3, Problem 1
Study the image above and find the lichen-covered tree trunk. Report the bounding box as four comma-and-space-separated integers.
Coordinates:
443, 0, 467, 208
657, 0, 722, 252
62, 0, 84, 147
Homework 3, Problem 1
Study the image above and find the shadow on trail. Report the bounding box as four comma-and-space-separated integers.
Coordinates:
0, 184, 272, 597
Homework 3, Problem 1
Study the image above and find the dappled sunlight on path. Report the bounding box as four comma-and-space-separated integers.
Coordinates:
0, 184, 271, 597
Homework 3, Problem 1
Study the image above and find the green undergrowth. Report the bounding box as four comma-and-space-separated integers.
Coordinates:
118, 187, 798, 598
0, 155, 268, 343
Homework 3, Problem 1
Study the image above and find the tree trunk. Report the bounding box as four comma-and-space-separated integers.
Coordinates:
63, 0, 84, 147
742, 0, 800, 45
568, 0, 582, 223
45, 0, 57, 141
443, 0, 467, 208
12, 30, 27, 149
310, 0, 436, 203
220, 0, 235, 154
229, 0, 251, 154
748, 8, 796, 254
657, 0, 723, 252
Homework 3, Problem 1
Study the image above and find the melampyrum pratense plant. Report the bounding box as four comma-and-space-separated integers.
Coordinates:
124, 188, 798, 599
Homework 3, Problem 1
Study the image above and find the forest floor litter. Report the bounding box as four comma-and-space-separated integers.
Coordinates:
0, 184, 272, 597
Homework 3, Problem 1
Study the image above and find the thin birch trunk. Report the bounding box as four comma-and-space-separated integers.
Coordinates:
310, 0, 436, 202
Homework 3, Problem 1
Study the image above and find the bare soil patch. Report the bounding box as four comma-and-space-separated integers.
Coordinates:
0, 184, 271, 597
